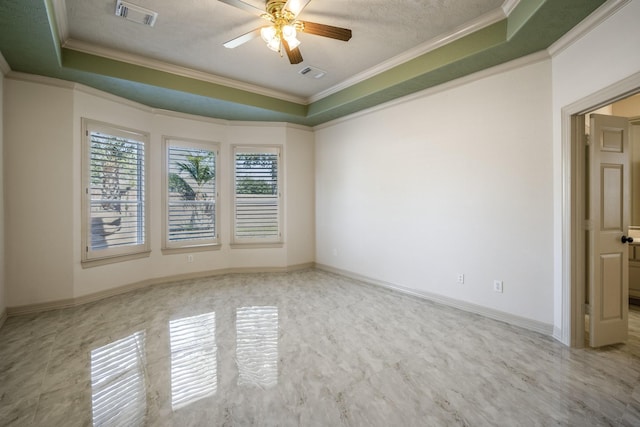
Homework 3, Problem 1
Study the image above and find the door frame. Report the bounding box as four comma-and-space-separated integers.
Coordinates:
563, 71, 640, 347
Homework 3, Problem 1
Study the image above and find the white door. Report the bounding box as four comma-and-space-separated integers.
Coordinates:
589, 113, 630, 347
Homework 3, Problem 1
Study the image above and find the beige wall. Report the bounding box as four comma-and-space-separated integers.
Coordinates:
612, 94, 640, 118
0, 62, 5, 319
4, 80, 315, 307
5, 79, 75, 307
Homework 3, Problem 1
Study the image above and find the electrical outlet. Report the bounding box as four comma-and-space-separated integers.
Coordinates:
332, 248, 338, 257
457, 274, 464, 284
493, 280, 503, 293
187, 255, 194, 263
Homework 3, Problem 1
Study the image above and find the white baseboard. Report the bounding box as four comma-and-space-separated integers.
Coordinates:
6, 263, 314, 316
315, 263, 554, 337
553, 326, 564, 342
5, 262, 555, 339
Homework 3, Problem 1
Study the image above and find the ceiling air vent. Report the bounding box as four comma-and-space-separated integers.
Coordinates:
115, 0, 158, 27
298, 65, 326, 79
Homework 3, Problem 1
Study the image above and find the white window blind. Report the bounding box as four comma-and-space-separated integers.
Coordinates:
166, 141, 218, 248
82, 119, 149, 262
233, 146, 281, 243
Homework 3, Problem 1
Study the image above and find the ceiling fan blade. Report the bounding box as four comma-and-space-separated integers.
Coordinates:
301, 21, 352, 41
283, 0, 312, 17
223, 28, 261, 48
218, 0, 265, 17
282, 39, 303, 64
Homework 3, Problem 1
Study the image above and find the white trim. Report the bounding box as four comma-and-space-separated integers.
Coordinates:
81, 119, 151, 264
162, 137, 221, 250
314, 50, 550, 131
0, 51, 10, 75
6, 71, 76, 89
501, 0, 521, 16
228, 120, 312, 131
553, 326, 563, 342
5, 263, 314, 316
231, 145, 284, 246
51, 0, 69, 43
310, 7, 509, 103
5, 71, 314, 129
74, 83, 154, 112
152, 109, 228, 126
561, 71, 640, 346
547, 0, 630, 57
316, 264, 554, 336
63, 39, 307, 105
7, 71, 154, 116
59, 5, 514, 106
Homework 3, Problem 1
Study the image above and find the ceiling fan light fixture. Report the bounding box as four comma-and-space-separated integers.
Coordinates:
260, 26, 277, 43
219, 0, 352, 64
266, 37, 281, 52
282, 24, 296, 40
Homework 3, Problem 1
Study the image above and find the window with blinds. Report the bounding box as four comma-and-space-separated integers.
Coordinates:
82, 119, 149, 263
233, 146, 282, 244
165, 140, 219, 249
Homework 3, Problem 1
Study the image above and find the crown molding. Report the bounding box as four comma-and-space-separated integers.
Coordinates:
502, 0, 521, 16
152, 108, 229, 126
0, 51, 10, 75
62, 39, 308, 105
547, 0, 631, 57
5, 70, 313, 129
51, 0, 69, 42
309, 6, 509, 103
6, 71, 76, 89
314, 50, 550, 130
7, 71, 156, 113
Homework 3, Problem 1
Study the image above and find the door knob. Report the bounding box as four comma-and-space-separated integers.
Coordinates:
621, 235, 634, 244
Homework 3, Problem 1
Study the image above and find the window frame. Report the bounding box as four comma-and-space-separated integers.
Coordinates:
81, 118, 150, 265
162, 137, 220, 251
231, 145, 283, 247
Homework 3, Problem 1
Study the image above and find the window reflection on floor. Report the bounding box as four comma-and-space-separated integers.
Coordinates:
90, 331, 146, 427
236, 306, 279, 388
169, 312, 217, 410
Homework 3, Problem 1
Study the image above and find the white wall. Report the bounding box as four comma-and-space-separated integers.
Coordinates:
315, 59, 554, 325
4, 80, 315, 307
551, 0, 640, 339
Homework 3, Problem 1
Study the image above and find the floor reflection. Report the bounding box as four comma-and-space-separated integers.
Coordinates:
169, 312, 217, 410
90, 331, 146, 427
236, 306, 279, 388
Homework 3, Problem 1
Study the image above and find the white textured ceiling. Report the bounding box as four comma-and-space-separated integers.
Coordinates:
62, 0, 506, 100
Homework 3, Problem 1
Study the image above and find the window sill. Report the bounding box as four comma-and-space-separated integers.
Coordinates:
230, 242, 284, 249
161, 244, 221, 255
81, 250, 151, 269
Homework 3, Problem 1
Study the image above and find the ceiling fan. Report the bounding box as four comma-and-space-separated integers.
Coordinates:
219, 0, 352, 64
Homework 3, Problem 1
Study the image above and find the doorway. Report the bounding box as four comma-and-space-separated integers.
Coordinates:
565, 74, 640, 348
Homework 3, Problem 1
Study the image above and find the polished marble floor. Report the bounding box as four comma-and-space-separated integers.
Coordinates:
1, 269, 639, 426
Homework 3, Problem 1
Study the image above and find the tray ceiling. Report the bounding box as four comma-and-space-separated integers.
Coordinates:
0, 0, 607, 126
